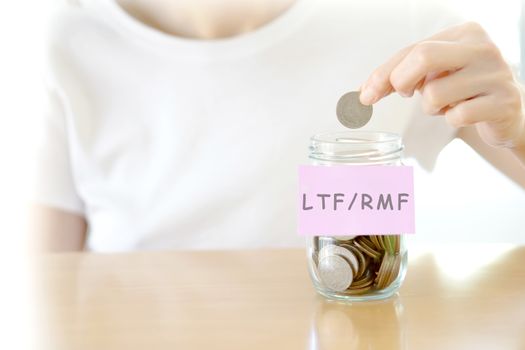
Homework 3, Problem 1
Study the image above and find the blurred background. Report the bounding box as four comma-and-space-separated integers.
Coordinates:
0, 0, 523, 349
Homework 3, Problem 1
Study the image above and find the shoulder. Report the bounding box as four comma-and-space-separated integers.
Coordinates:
44, 1, 122, 85
46, 2, 111, 47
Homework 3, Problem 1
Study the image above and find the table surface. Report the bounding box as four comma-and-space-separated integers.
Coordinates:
36, 244, 525, 350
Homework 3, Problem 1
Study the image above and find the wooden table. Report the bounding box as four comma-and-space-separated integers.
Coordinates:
36, 244, 525, 349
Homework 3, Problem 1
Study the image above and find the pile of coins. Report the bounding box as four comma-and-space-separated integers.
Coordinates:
311, 235, 402, 295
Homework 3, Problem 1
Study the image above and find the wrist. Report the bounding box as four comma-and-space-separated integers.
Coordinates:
510, 110, 525, 166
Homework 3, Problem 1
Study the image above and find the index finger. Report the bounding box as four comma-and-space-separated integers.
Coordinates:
359, 23, 474, 105
359, 44, 414, 105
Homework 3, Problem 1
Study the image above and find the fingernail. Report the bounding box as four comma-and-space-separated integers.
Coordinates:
359, 88, 377, 105
398, 91, 410, 97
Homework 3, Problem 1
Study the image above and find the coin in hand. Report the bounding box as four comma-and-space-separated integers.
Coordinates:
336, 91, 373, 129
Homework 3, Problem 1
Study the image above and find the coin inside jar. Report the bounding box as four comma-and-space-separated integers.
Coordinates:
336, 91, 373, 129
334, 236, 356, 242
312, 234, 404, 296
318, 245, 359, 276
318, 254, 354, 292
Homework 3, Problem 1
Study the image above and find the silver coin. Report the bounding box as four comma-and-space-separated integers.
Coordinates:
313, 237, 319, 252
318, 255, 354, 292
317, 236, 336, 251
336, 91, 373, 129
311, 251, 322, 282
319, 245, 359, 276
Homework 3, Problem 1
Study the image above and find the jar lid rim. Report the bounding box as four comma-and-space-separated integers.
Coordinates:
311, 131, 401, 145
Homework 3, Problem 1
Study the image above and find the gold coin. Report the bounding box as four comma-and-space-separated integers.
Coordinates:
334, 236, 357, 242
375, 254, 395, 289
394, 235, 400, 254
381, 235, 401, 255
354, 237, 382, 260
385, 254, 402, 288
349, 270, 374, 289
369, 235, 385, 251
360, 236, 382, 252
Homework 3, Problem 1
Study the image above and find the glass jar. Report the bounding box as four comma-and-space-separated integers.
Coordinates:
306, 131, 408, 302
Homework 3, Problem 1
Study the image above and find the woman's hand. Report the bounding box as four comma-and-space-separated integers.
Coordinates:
359, 22, 525, 163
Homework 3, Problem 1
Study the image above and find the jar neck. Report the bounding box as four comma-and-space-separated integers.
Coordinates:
309, 131, 404, 165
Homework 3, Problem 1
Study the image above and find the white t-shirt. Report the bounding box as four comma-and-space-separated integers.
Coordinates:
36, 0, 459, 251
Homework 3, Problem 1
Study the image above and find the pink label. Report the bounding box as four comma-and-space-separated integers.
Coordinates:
298, 165, 415, 236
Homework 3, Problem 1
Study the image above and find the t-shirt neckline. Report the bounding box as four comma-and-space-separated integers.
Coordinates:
89, 0, 315, 60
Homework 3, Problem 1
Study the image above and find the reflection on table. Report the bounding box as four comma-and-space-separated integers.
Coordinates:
35, 244, 525, 350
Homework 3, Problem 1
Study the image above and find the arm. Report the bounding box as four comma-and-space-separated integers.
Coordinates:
459, 81, 525, 177
31, 204, 88, 252
33, 85, 88, 252
359, 22, 525, 179
505, 82, 525, 166
458, 125, 525, 189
